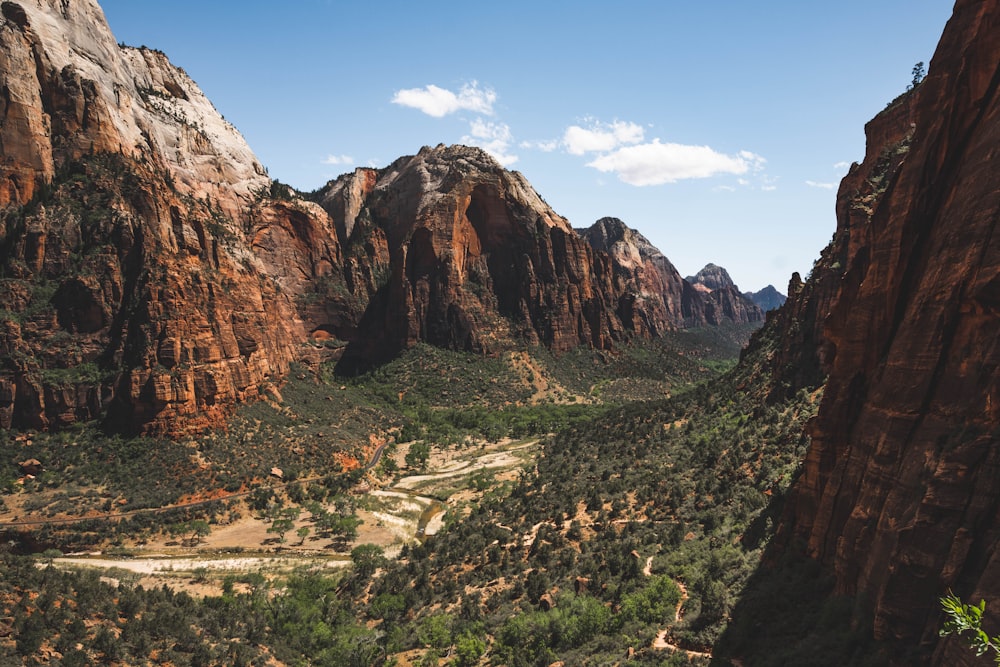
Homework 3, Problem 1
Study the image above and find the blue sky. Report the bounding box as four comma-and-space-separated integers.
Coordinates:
99, 1, 954, 293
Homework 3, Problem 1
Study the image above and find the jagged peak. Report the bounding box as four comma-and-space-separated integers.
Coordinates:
686, 263, 737, 292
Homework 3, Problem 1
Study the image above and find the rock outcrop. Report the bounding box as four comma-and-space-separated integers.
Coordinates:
684, 263, 765, 326
755, 1, 1000, 663
579, 218, 765, 329
0, 0, 346, 434
317, 146, 640, 371
316, 164, 768, 373
0, 0, 770, 433
743, 284, 786, 312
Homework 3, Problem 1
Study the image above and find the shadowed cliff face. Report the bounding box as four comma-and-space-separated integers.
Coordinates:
759, 1, 1000, 663
0, 0, 762, 433
317, 148, 763, 374
0, 0, 345, 434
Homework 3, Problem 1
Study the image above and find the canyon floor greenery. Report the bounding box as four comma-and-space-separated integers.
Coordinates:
0, 323, 880, 667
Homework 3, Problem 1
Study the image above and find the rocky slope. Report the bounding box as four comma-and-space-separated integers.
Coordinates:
685, 262, 765, 326
0, 0, 754, 433
313, 150, 766, 373
735, 1, 1000, 663
743, 284, 786, 312
0, 0, 351, 434
579, 218, 764, 329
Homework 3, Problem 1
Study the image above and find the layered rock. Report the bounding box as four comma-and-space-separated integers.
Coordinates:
576, 217, 688, 333
0, 0, 343, 434
316, 146, 638, 371
578, 218, 764, 330
0, 0, 773, 433
762, 1, 1000, 663
685, 262, 765, 326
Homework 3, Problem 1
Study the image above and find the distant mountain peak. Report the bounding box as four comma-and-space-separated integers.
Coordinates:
686, 263, 737, 292
743, 284, 787, 312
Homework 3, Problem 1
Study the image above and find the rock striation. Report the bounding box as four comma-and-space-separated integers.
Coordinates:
753, 1, 1000, 663
579, 218, 764, 329
0, 0, 344, 434
0, 0, 766, 434
684, 262, 765, 326
314, 150, 767, 373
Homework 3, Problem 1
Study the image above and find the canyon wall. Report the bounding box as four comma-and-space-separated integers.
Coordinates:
763, 1, 1000, 663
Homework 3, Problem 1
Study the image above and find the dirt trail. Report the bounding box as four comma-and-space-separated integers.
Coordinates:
52, 555, 348, 575
651, 580, 712, 659
508, 351, 583, 404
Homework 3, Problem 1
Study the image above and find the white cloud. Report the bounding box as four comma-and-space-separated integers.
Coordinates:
462, 119, 518, 166
563, 120, 645, 155
520, 139, 559, 152
805, 180, 837, 190
322, 154, 354, 165
586, 140, 756, 186
833, 161, 852, 170
391, 81, 496, 118
739, 150, 767, 172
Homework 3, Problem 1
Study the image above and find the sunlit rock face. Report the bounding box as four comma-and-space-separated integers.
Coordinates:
0, 0, 336, 434
0, 1, 768, 433
765, 1, 1000, 663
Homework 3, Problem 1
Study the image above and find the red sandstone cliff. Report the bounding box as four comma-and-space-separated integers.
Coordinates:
315, 147, 735, 373
0, 0, 763, 433
0, 0, 348, 434
684, 262, 765, 327
763, 1, 1000, 663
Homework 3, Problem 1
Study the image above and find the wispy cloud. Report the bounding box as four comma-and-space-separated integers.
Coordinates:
833, 161, 852, 170
322, 154, 354, 165
563, 119, 644, 155
391, 81, 496, 118
520, 139, 559, 152
805, 180, 837, 190
462, 119, 518, 166
587, 140, 763, 186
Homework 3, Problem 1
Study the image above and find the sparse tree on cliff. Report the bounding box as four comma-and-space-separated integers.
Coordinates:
908, 61, 926, 90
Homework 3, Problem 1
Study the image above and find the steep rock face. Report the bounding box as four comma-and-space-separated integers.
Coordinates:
0, 0, 343, 434
317, 146, 649, 371
576, 217, 688, 334
770, 1, 1000, 663
743, 284, 786, 312
0, 0, 773, 431
685, 262, 765, 326
686, 262, 735, 292
579, 218, 765, 329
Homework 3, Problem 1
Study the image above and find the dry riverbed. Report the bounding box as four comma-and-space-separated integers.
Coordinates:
48, 437, 539, 595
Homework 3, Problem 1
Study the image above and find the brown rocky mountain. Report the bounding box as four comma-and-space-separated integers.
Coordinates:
685, 262, 765, 326
314, 151, 765, 373
0, 0, 754, 434
579, 217, 764, 328
725, 1, 1000, 663
0, 0, 338, 435
742, 284, 786, 312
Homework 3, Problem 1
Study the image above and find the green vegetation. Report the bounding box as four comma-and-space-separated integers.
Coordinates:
0, 323, 837, 665
940, 592, 1000, 664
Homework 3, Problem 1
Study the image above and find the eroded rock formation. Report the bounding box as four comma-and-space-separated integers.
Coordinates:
685, 262, 765, 326
0, 0, 345, 434
759, 1, 1000, 663
316, 149, 757, 372
0, 0, 766, 434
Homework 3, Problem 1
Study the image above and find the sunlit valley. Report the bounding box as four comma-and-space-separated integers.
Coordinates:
1, 1, 998, 666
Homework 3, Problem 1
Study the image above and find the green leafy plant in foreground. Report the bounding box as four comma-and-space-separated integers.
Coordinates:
940, 591, 1000, 663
